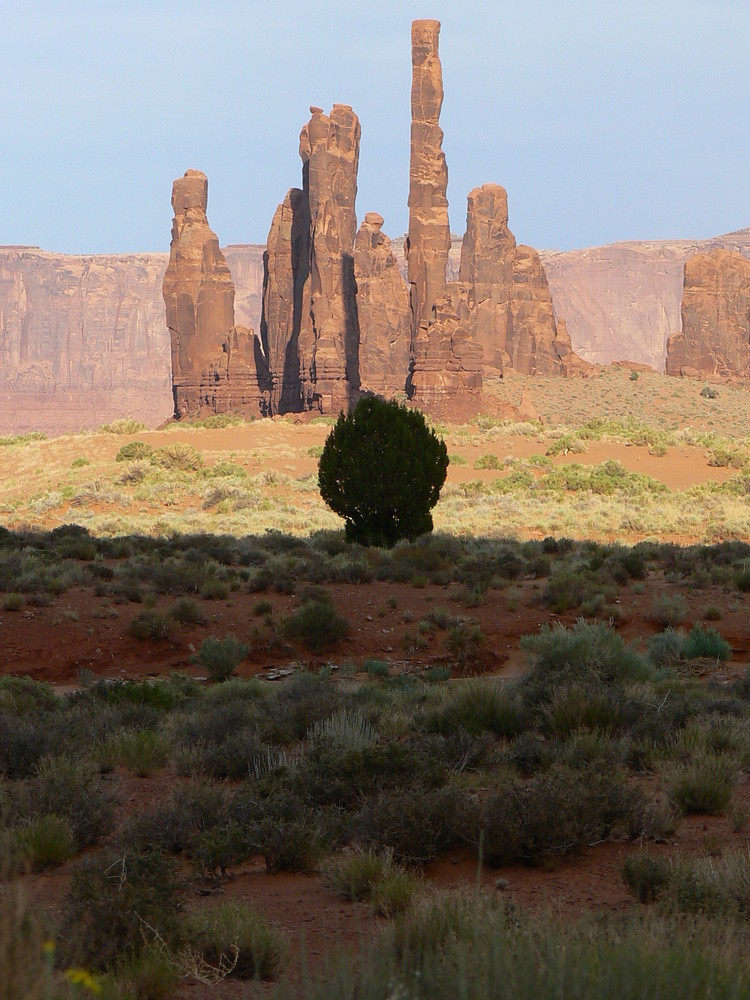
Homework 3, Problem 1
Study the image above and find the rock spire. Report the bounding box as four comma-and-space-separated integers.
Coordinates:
163, 169, 269, 418
406, 19, 451, 341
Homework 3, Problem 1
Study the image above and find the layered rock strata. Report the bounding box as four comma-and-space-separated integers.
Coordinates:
666, 250, 750, 379
163, 170, 269, 418
353, 212, 411, 396
0, 246, 172, 433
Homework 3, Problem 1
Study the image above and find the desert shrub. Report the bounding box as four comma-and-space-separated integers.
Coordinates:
181, 900, 288, 980
355, 783, 465, 864
0, 676, 59, 715
151, 442, 203, 471
100, 418, 148, 434
61, 848, 178, 970
0, 881, 54, 1000
648, 627, 687, 667
323, 847, 394, 901
258, 673, 342, 744
682, 622, 731, 661
114, 947, 179, 999
14, 813, 76, 870
480, 766, 640, 866
281, 596, 349, 652
318, 396, 449, 546
650, 592, 688, 627
232, 788, 327, 873
308, 709, 378, 751
541, 683, 623, 737
447, 622, 486, 673
364, 658, 390, 678
200, 577, 231, 600
622, 851, 671, 902
474, 454, 502, 470
668, 754, 735, 815
193, 413, 246, 429
700, 385, 719, 399
123, 783, 231, 856
93, 728, 169, 777
2, 593, 23, 611
520, 620, 651, 707
323, 848, 422, 915
20, 755, 115, 848
115, 441, 153, 462
168, 597, 206, 625
428, 680, 525, 738
195, 635, 249, 682
129, 611, 174, 642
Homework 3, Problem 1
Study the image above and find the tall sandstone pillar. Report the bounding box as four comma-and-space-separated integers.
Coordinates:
163, 169, 269, 418
458, 184, 516, 372
261, 106, 361, 414
298, 104, 361, 414
407, 19, 451, 341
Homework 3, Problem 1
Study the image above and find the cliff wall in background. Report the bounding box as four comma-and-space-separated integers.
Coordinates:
2, 227, 750, 433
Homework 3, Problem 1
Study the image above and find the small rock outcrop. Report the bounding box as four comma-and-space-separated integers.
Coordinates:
406, 19, 451, 340
353, 212, 411, 396
666, 250, 750, 379
163, 169, 269, 418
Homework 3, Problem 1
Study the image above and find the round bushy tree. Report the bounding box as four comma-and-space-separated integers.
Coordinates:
318, 396, 449, 547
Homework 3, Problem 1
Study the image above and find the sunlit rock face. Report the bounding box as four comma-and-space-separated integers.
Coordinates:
666, 249, 750, 379
163, 169, 269, 419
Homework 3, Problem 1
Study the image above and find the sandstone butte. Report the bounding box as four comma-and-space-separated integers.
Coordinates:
666, 249, 750, 380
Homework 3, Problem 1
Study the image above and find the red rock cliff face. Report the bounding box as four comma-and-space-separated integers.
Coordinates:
666, 250, 750, 379
0, 246, 172, 434
163, 170, 269, 418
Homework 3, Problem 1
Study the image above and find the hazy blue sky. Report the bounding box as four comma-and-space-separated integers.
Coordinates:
1, 1, 748, 254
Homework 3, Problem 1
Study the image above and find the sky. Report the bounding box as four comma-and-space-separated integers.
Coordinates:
1, 0, 748, 255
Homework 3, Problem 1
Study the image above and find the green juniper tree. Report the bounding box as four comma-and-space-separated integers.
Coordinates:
318, 396, 449, 547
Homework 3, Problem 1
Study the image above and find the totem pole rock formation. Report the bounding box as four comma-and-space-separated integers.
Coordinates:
666, 250, 750, 379
353, 212, 412, 396
407, 19, 451, 340
406, 19, 484, 412
163, 169, 269, 418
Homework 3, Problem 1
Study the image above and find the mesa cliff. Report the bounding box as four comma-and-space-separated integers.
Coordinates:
0, 246, 172, 434
666, 250, 750, 379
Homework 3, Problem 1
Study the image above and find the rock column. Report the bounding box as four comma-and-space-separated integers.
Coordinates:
407, 19, 451, 341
